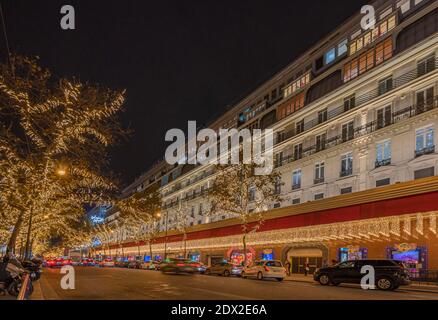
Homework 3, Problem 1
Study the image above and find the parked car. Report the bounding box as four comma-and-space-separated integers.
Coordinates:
241, 260, 286, 281
313, 259, 410, 291
47, 257, 71, 268
205, 262, 242, 276
127, 261, 142, 269
188, 261, 207, 274
44, 258, 55, 268
140, 261, 160, 270
99, 259, 115, 267
161, 259, 197, 274
79, 258, 95, 266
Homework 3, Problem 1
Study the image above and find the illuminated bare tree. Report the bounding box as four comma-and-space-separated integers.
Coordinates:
209, 164, 281, 266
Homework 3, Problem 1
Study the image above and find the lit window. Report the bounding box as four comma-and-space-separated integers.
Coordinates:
325, 48, 336, 65
338, 39, 348, 56
376, 140, 391, 162
292, 170, 302, 189
356, 38, 364, 51
363, 32, 372, 46
379, 20, 388, 35
416, 127, 435, 151
388, 15, 396, 30
350, 42, 357, 55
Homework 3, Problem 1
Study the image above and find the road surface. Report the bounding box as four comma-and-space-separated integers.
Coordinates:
32, 266, 438, 300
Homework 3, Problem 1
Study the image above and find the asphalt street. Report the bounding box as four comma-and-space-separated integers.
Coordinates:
32, 266, 438, 300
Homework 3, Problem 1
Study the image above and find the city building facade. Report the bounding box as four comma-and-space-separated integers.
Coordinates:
97, 0, 438, 275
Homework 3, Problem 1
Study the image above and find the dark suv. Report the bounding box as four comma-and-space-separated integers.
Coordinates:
314, 259, 410, 291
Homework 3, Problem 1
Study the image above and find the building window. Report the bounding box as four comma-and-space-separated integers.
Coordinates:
417, 55, 436, 77
316, 133, 327, 152
340, 187, 352, 194
378, 76, 393, 95
342, 121, 355, 142
296, 120, 304, 134
344, 95, 356, 112
397, 0, 411, 14
314, 162, 325, 184
344, 38, 393, 82
277, 92, 305, 120
292, 169, 302, 190
294, 143, 303, 160
414, 167, 435, 179
275, 152, 284, 167
325, 47, 336, 65
415, 126, 435, 157
199, 203, 203, 215
377, 106, 392, 129
292, 198, 301, 205
318, 108, 328, 124
376, 140, 392, 167
416, 87, 435, 113
197, 220, 202, 225
191, 206, 195, 218
338, 39, 348, 57
340, 153, 353, 177
273, 203, 281, 209
314, 193, 324, 200
283, 73, 311, 98
376, 178, 391, 187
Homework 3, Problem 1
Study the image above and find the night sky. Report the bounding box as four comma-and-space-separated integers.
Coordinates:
2, 0, 367, 186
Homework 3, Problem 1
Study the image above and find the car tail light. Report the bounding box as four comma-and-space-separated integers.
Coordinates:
177, 263, 185, 267
264, 266, 270, 272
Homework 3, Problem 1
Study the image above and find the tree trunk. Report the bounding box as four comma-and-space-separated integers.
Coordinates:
7, 210, 25, 254
149, 241, 153, 261
243, 233, 247, 267
24, 207, 33, 259
183, 233, 187, 259
137, 243, 140, 257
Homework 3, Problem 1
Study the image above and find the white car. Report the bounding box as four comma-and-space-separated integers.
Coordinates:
241, 260, 286, 281
99, 259, 115, 267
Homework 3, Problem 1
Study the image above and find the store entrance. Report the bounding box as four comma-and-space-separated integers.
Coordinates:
291, 257, 322, 274
287, 248, 323, 275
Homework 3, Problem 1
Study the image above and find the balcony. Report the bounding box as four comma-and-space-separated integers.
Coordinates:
314, 177, 325, 184
375, 158, 391, 168
275, 56, 438, 147
340, 169, 353, 178
275, 95, 438, 169
292, 184, 301, 190
415, 145, 435, 158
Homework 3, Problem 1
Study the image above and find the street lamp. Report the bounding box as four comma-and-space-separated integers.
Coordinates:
56, 168, 67, 177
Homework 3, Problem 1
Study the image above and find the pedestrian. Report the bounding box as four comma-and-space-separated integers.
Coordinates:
304, 262, 310, 276
285, 261, 291, 276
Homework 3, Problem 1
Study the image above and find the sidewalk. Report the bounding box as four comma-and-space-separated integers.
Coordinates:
285, 274, 438, 294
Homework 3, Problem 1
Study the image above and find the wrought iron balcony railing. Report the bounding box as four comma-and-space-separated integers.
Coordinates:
375, 158, 392, 168
415, 145, 435, 158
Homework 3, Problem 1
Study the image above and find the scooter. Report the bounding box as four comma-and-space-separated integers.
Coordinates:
0, 255, 29, 297
21, 259, 42, 281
